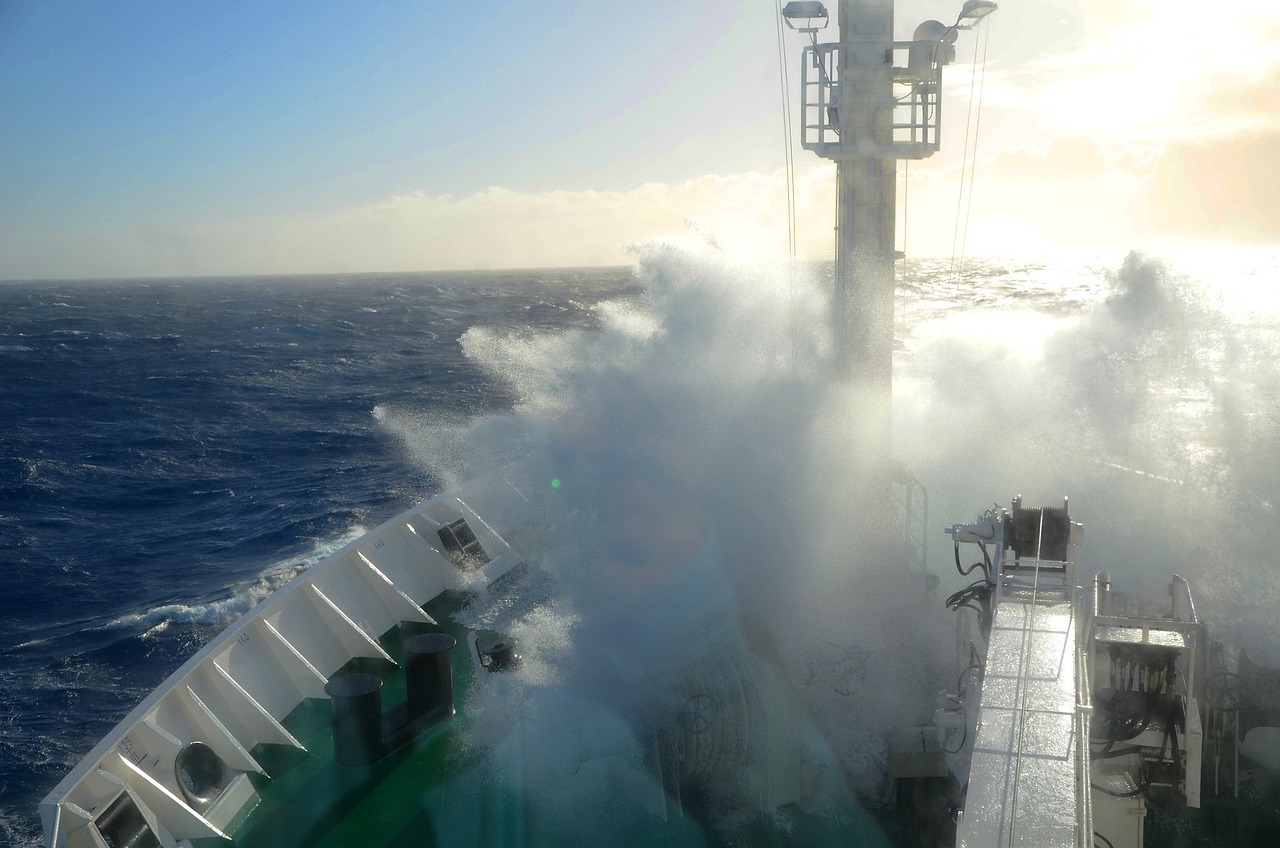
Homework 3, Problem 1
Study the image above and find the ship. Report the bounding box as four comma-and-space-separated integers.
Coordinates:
38, 3, 1280, 847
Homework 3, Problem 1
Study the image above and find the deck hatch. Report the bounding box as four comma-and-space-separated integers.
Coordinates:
437, 518, 489, 570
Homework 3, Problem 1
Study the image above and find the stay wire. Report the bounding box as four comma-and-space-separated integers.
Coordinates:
958, 17, 992, 267
774, 1, 799, 367
948, 32, 979, 283
949, 16, 992, 289
898, 159, 909, 342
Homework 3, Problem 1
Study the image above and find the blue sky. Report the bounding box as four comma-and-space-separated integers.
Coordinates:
1, 2, 783, 226
2, 1, 1278, 278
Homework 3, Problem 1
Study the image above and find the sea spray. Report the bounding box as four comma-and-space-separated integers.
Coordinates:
395, 244, 1280, 837
896, 250, 1280, 660
391, 239, 954, 836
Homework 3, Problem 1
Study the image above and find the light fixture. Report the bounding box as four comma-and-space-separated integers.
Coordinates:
953, 0, 997, 30
781, 1, 829, 33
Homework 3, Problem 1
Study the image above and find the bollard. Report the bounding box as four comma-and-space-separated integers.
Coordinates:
404, 633, 457, 721
325, 672, 384, 767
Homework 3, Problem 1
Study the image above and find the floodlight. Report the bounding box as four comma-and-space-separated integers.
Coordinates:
781, 1, 829, 33
782, 2, 827, 21
953, 0, 997, 29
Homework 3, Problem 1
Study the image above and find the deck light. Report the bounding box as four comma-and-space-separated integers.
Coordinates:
953, 0, 997, 30
781, 1, 829, 34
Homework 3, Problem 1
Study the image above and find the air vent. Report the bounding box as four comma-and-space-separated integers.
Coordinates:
438, 518, 490, 570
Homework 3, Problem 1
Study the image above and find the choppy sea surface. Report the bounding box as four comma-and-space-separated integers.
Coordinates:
3, 246, 1279, 845
0, 268, 637, 844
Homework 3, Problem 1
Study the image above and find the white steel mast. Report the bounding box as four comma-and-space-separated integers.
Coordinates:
784, 0, 994, 461
833, 0, 896, 453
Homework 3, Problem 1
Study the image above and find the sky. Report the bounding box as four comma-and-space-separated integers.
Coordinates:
0, 0, 1278, 279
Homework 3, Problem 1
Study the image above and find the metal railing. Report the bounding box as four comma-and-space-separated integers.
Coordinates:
1074, 587, 1094, 848
993, 509, 1090, 847
986, 569, 1095, 848
799, 41, 944, 159
1172, 574, 1198, 623
891, 467, 929, 573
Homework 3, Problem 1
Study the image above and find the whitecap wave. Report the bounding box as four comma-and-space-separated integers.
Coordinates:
106, 525, 368, 633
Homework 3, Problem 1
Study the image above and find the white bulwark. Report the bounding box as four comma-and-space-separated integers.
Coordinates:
39, 482, 527, 848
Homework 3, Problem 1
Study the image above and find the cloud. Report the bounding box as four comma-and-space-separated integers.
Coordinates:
0, 169, 843, 279
1002, 2, 1280, 145
1139, 130, 1280, 240
5, 0, 1279, 283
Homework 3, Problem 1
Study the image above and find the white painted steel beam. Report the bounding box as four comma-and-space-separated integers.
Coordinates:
171, 686, 266, 776
103, 754, 228, 843
191, 662, 304, 751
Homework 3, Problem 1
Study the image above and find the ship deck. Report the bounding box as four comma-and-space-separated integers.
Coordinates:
217, 594, 894, 848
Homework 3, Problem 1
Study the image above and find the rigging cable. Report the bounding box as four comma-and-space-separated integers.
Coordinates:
898, 159, 909, 343
948, 14, 993, 286
947, 34, 978, 281
774, 1, 799, 367
958, 16, 992, 266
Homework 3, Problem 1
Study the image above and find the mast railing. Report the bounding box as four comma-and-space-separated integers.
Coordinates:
890, 465, 929, 573
799, 41, 944, 159
1074, 582, 1094, 848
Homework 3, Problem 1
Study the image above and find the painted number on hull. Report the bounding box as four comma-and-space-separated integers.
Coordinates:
118, 736, 147, 766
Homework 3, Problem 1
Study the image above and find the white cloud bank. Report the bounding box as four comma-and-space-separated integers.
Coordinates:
5, 138, 1277, 281
0, 170, 838, 280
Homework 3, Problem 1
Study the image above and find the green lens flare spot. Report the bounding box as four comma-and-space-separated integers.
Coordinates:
551, 478, 561, 489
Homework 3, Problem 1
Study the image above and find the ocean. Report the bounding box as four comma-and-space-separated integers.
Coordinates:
0, 267, 637, 844
3, 243, 1279, 845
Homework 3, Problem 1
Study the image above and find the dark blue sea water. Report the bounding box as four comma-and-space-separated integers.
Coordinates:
0, 268, 638, 845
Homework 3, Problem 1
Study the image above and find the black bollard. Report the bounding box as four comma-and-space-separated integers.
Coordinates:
403, 633, 457, 721
325, 673, 384, 767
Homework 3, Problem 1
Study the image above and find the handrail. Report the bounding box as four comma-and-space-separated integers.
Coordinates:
797, 40, 944, 158
890, 469, 929, 573
1074, 587, 1094, 848
806, 38, 954, 60
1002, 506, 1092, 846
1172, 574, 1198, 623
1004, 530, 1045, 846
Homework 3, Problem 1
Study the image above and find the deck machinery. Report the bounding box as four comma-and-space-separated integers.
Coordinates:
910, 498, 1216, 848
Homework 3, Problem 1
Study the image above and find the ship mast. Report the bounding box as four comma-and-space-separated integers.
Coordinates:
783, 0, 995, 461
833, 0, 896, 454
